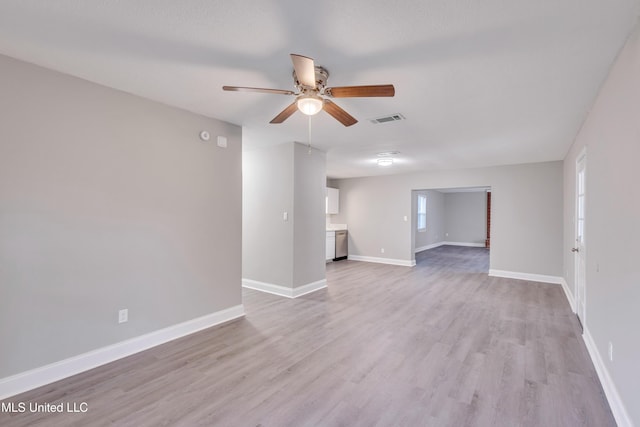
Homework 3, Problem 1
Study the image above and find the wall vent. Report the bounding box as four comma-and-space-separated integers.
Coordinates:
369, 114, 405, 124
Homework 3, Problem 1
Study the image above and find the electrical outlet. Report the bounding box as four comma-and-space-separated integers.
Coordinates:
608, 342, 613, 362
118, 309, 128, 324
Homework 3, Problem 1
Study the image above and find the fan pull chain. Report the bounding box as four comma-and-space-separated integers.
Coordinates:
308, 115, 312, 155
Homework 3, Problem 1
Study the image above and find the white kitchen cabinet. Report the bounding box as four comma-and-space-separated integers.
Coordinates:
326, 231, 336, 261
326, 187, 339, 214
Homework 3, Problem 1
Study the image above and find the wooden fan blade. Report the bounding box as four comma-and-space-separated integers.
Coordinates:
325, 84, 395, 98
290, 54, 316, 88
270, 101, 299, 124
323, 100, 358, 127
222, 86, 295, 95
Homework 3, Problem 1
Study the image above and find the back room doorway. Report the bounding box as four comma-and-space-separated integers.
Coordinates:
411, 187, 491, 271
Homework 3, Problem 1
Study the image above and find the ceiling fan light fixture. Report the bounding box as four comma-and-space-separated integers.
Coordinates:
297, 95, 323, 115
224, 53, 393, 126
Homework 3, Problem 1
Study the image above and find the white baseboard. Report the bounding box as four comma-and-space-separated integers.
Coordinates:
0, 304, 245, 400
292, 279, 328, 298
348, 255, 416, 267
582, 327, 633, 427
415, 242, 485, 253
559, 278, 576, 312
488, 269, 563, 284
443, 241, 486, 247
242, 278, 327, 299
415, 242, 444, 253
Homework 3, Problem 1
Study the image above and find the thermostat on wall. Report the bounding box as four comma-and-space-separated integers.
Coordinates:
199, 130, 210, 141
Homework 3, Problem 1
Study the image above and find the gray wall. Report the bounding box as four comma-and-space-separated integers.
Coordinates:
414, 190, 445, 251
243, 142, 326, 289
563, 23, 640, 424
292, 143, 327, 288
444, 192, 487, 245
243, 143, 294, 287
0, 55, 242, 378
332, 161, 563, 275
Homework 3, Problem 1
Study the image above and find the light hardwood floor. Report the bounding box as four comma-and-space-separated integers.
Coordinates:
0, 246, 614, 426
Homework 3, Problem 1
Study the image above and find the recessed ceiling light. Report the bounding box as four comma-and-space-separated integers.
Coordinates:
377, 151, 400, 157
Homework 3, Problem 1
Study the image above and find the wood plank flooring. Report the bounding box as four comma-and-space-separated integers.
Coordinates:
0, 246, 615, 426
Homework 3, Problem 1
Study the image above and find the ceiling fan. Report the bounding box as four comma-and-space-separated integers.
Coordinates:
223, 54, 395, 127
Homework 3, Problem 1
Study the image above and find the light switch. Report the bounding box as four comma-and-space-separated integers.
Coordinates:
283, 212, 288, 221
403, 216, 408, 222
217, 136, 227, 148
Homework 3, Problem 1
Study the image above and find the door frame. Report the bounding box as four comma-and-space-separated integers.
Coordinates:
574, 148, 587, 326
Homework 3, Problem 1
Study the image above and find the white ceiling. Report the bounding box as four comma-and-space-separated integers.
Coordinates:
1, 1, 638, 178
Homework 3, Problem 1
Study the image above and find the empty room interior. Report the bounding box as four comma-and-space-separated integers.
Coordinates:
1, 1, 640, 426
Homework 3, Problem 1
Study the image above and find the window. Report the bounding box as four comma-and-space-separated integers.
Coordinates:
417, 194, 427, 232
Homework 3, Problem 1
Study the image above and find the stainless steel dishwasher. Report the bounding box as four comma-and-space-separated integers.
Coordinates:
333, 230, 348, 261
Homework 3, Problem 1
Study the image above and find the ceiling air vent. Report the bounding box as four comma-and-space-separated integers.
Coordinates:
369, 113, 405, 124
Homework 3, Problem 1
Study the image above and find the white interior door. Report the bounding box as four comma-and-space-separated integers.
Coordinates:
574, 152, 587, 326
